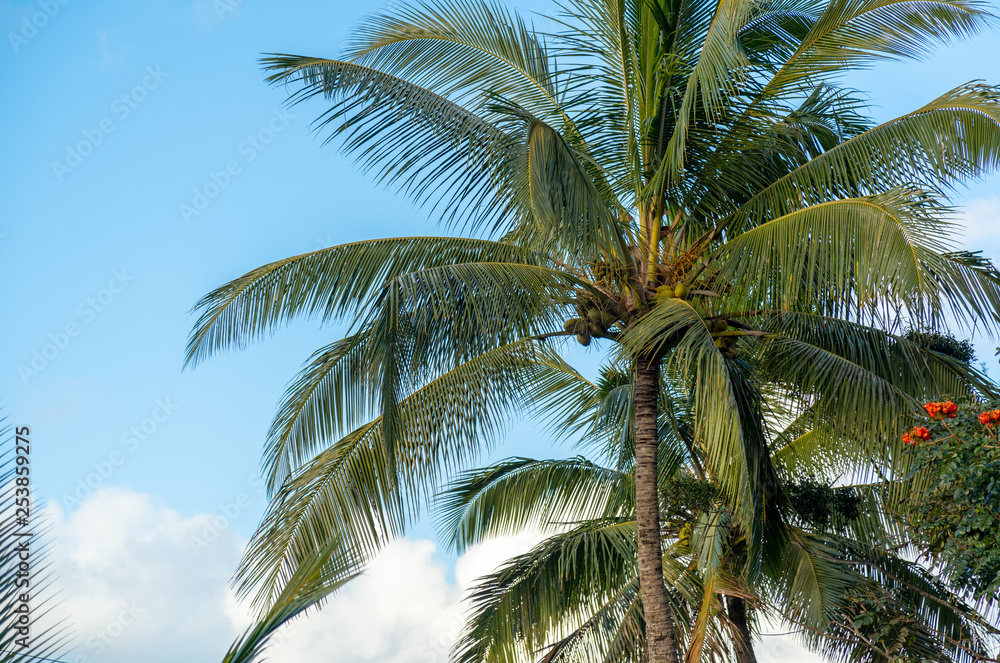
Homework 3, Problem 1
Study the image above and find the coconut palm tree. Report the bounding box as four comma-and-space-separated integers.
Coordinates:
187, 0, 1000, 661
438, 366, 999, 663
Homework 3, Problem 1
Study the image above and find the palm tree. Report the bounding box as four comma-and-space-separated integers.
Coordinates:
187, 0, 1000, 661
438, 366, 998, 663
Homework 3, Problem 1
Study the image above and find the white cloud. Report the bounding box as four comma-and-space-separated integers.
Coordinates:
44, 488, 544, 663
42, 487, 822, 663
265, 538, 464, 663
46, 487, 244, 662
757, 628, 825, 663
258, 529, 547, 663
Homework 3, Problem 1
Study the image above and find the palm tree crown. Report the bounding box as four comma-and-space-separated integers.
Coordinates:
187, 0, 1000, 661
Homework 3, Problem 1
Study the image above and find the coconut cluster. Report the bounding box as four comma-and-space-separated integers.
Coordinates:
564, 306, 619, 346
560, 278, 741, 357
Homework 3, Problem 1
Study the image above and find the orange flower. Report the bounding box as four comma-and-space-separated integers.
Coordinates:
992, 410, 1000, 422
902, 433, 913, 445
914, 426, 931, 441
924, 401, 959, 419
980, 411, 992, 426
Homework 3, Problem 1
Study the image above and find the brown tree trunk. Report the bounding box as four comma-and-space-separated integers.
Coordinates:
726, 596, 758, 663
635, 353, 679, 663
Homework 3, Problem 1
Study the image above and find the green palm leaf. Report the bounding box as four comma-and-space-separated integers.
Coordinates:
438, 457, 632, 552
343, 0, 565, 120
237, 339, 586, 609
731, 84, 1000, 233
186, 237, 542, 366
220, 536, 360, 663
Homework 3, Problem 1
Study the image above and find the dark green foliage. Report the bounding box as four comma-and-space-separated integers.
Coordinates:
903, 328, 977, 365
837, 583, 930, 661
828, 577, 985, 663
659, 473, 719, 527
904, 401, 1000, 600
785, 476, 861, 531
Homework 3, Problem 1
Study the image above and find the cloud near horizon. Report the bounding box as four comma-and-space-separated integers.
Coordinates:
42, 486, 820, 663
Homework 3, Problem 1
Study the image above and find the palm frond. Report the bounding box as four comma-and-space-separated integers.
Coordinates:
720, 189, 950, 316
437, 457, 631, 553
237, 339, 583, 610
220, 536, 360, 663
619, 298, 759, 533
186, 236, 542, 366
664, 0, 757, 175
262, 54, 519, 229
452, 519, 644, 663
731, 84, 1000, 234
0, 419, 71, 663
343, 0, 568, 121
771, 529, 854, 629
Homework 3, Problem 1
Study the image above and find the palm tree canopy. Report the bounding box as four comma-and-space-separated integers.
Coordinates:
187, 0, 1000, 650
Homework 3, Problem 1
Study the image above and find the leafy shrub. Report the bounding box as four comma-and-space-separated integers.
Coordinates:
903, 328, 976, 365
904, 400, 1000, 600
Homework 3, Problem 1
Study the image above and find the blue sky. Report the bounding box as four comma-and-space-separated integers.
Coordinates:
2, 1, 999, 661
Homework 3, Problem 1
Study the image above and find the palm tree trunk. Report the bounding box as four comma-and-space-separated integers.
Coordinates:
635, 353, 679, 663
726, 596, 758, 663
